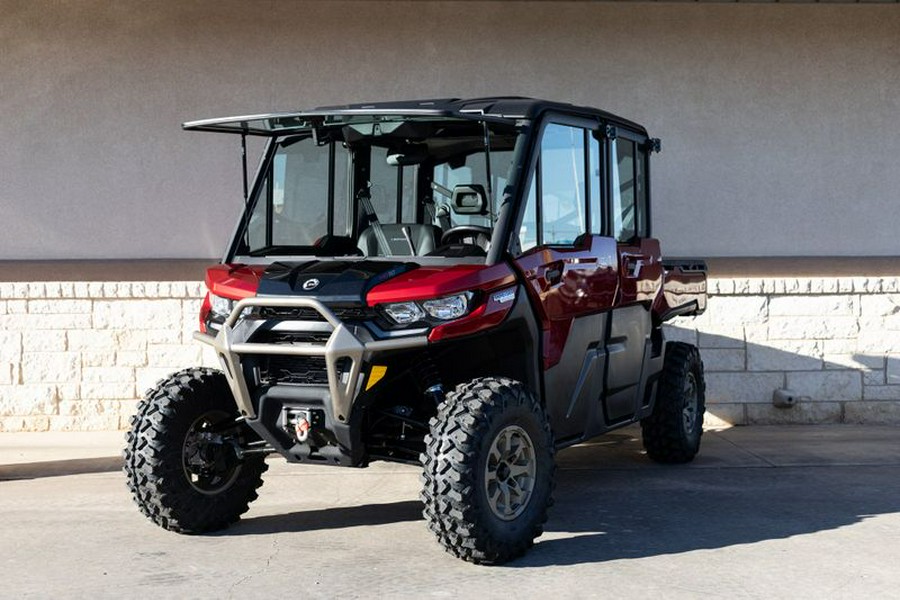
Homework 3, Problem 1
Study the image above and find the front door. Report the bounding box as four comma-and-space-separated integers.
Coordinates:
512, 120, 617, 443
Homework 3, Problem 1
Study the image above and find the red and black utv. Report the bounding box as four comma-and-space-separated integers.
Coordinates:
125, 97, 707, 564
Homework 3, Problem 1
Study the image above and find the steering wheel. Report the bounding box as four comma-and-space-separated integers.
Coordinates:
441, 225, 492, 250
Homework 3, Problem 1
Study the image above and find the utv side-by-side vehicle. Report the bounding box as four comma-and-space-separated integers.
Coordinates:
124, 97, 708, 564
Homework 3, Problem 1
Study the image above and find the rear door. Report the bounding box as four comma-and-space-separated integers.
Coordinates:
512, 118, 618, 444
604, 129, 663, 423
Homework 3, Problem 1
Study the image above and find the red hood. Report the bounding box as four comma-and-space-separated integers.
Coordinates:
366, 263, 516, 305
205, 264, 264, 299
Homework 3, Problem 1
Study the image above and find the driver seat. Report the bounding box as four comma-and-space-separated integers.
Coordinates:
357, 223, 441, 257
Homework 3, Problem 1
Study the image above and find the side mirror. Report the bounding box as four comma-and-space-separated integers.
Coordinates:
451, 184, 488, 215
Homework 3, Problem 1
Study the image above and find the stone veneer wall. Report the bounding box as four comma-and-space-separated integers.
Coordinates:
1, 276, 899, 431
667, 276, 900, 426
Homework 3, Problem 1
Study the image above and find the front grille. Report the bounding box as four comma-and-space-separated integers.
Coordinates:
250, 305, 374, 322
251, 330, 331, 345
255, 306, 324, 321
259, 355, 328, 386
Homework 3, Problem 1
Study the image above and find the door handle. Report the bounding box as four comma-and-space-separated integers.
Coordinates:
545, 267, 562, 286
542, 261, 564, 286
624, 257, 646, 278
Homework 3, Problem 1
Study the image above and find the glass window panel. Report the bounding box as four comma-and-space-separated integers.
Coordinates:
636, 146, 647, 237
518, 171, 538, 252
590, 135, 602, 235
540, 124, 586, 245
332, 143, 350, 236
273, 138, 329, 246
612, 139, 636, 242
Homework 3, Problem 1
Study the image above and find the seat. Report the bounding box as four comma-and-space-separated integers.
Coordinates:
357, 223, 441, 257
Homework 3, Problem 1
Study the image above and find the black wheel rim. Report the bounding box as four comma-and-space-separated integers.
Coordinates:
682, 372, 699, 433
182, 410, 242, 495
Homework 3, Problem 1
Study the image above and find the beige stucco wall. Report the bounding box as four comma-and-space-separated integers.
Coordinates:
2, 1, 899, 260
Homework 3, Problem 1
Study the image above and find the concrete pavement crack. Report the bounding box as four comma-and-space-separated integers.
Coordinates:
228, 536, 280, 599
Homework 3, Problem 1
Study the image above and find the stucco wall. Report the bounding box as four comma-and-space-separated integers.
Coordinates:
2, 1, 899, 260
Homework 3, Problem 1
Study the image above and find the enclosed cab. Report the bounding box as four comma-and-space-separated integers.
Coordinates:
125, 97, 707, 564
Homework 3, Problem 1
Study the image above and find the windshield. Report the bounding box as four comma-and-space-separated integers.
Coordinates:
234, 117, 523, 262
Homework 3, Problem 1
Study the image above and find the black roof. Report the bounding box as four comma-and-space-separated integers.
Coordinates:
183, 96, 648, 137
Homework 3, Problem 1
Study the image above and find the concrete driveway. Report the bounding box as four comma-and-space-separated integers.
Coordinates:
2, 425, 899, 599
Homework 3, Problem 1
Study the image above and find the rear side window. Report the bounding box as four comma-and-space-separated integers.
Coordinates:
611, 137, 648, 241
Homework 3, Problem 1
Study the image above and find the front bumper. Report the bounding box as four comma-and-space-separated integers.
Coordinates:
194, 296, 427, 427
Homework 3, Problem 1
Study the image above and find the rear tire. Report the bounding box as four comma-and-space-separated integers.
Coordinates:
124, 368, 267, 533
420, 377, 555, 564
641, 342, 706, 464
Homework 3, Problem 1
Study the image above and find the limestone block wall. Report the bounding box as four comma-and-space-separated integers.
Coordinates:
667, 276, 900, 426
1, 275, 899, 431
0, 282, 216, 431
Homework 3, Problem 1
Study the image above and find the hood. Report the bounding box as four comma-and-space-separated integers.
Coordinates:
256, 260, 416, 304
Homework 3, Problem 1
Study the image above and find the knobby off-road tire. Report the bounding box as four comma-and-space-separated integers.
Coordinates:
124, 368, 267, 533
641, 342, 706, 464
421, 377, 555, 564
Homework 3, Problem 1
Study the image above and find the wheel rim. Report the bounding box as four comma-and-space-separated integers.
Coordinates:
182, 410, 242, 495
484, 425, 536, 521
682, 372, 699, 433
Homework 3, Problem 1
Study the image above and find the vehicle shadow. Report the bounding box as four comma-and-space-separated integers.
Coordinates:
228, 500, 424, 535
0, 456, 123, 481
228, 427, 900, 568
509, 439, 900, 567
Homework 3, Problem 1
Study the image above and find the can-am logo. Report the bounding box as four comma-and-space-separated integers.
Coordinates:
302, 278, 320, 291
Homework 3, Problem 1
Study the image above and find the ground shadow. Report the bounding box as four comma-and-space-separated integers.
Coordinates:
0, 456, 123, 481
225, 430, 900, 568
229, 500, 423, 535
508, 439, 900, 567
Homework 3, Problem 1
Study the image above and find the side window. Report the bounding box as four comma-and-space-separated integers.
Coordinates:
540, 124, 586, 245
611, 137, 648, 242
590, 135, 602, 236
635, 146, 647, 237
612, 139, 635, 242
517, 124, 588, 252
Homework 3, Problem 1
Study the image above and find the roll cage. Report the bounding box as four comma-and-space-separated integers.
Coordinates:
182, 97, 654, 267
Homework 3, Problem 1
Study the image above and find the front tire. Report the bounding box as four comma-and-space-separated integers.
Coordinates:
420, 377, 555, 564
124, 368, 267, 533
641, 342, 706, 464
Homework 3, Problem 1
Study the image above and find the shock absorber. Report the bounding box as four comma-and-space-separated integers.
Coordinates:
416, 354, 445, 405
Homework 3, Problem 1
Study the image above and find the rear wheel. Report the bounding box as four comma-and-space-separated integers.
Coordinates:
641, 342, 706, 463
124, 368, 267, 533
420, 377, 555, 564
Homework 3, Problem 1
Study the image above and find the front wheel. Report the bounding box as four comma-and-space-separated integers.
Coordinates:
420, 377, 555, 564
124, 368, 267, 533
641, 342, 706, 464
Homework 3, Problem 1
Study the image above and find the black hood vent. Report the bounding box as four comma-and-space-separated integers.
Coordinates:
256, 260, 415, 305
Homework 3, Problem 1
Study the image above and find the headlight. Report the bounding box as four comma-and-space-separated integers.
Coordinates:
381, 301, 426, 325
422, 293, 471, 320
209, 293, 236, 318
380, 292, 473, 326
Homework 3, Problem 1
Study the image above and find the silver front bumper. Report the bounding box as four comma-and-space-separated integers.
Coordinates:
194, 296, 427, 422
